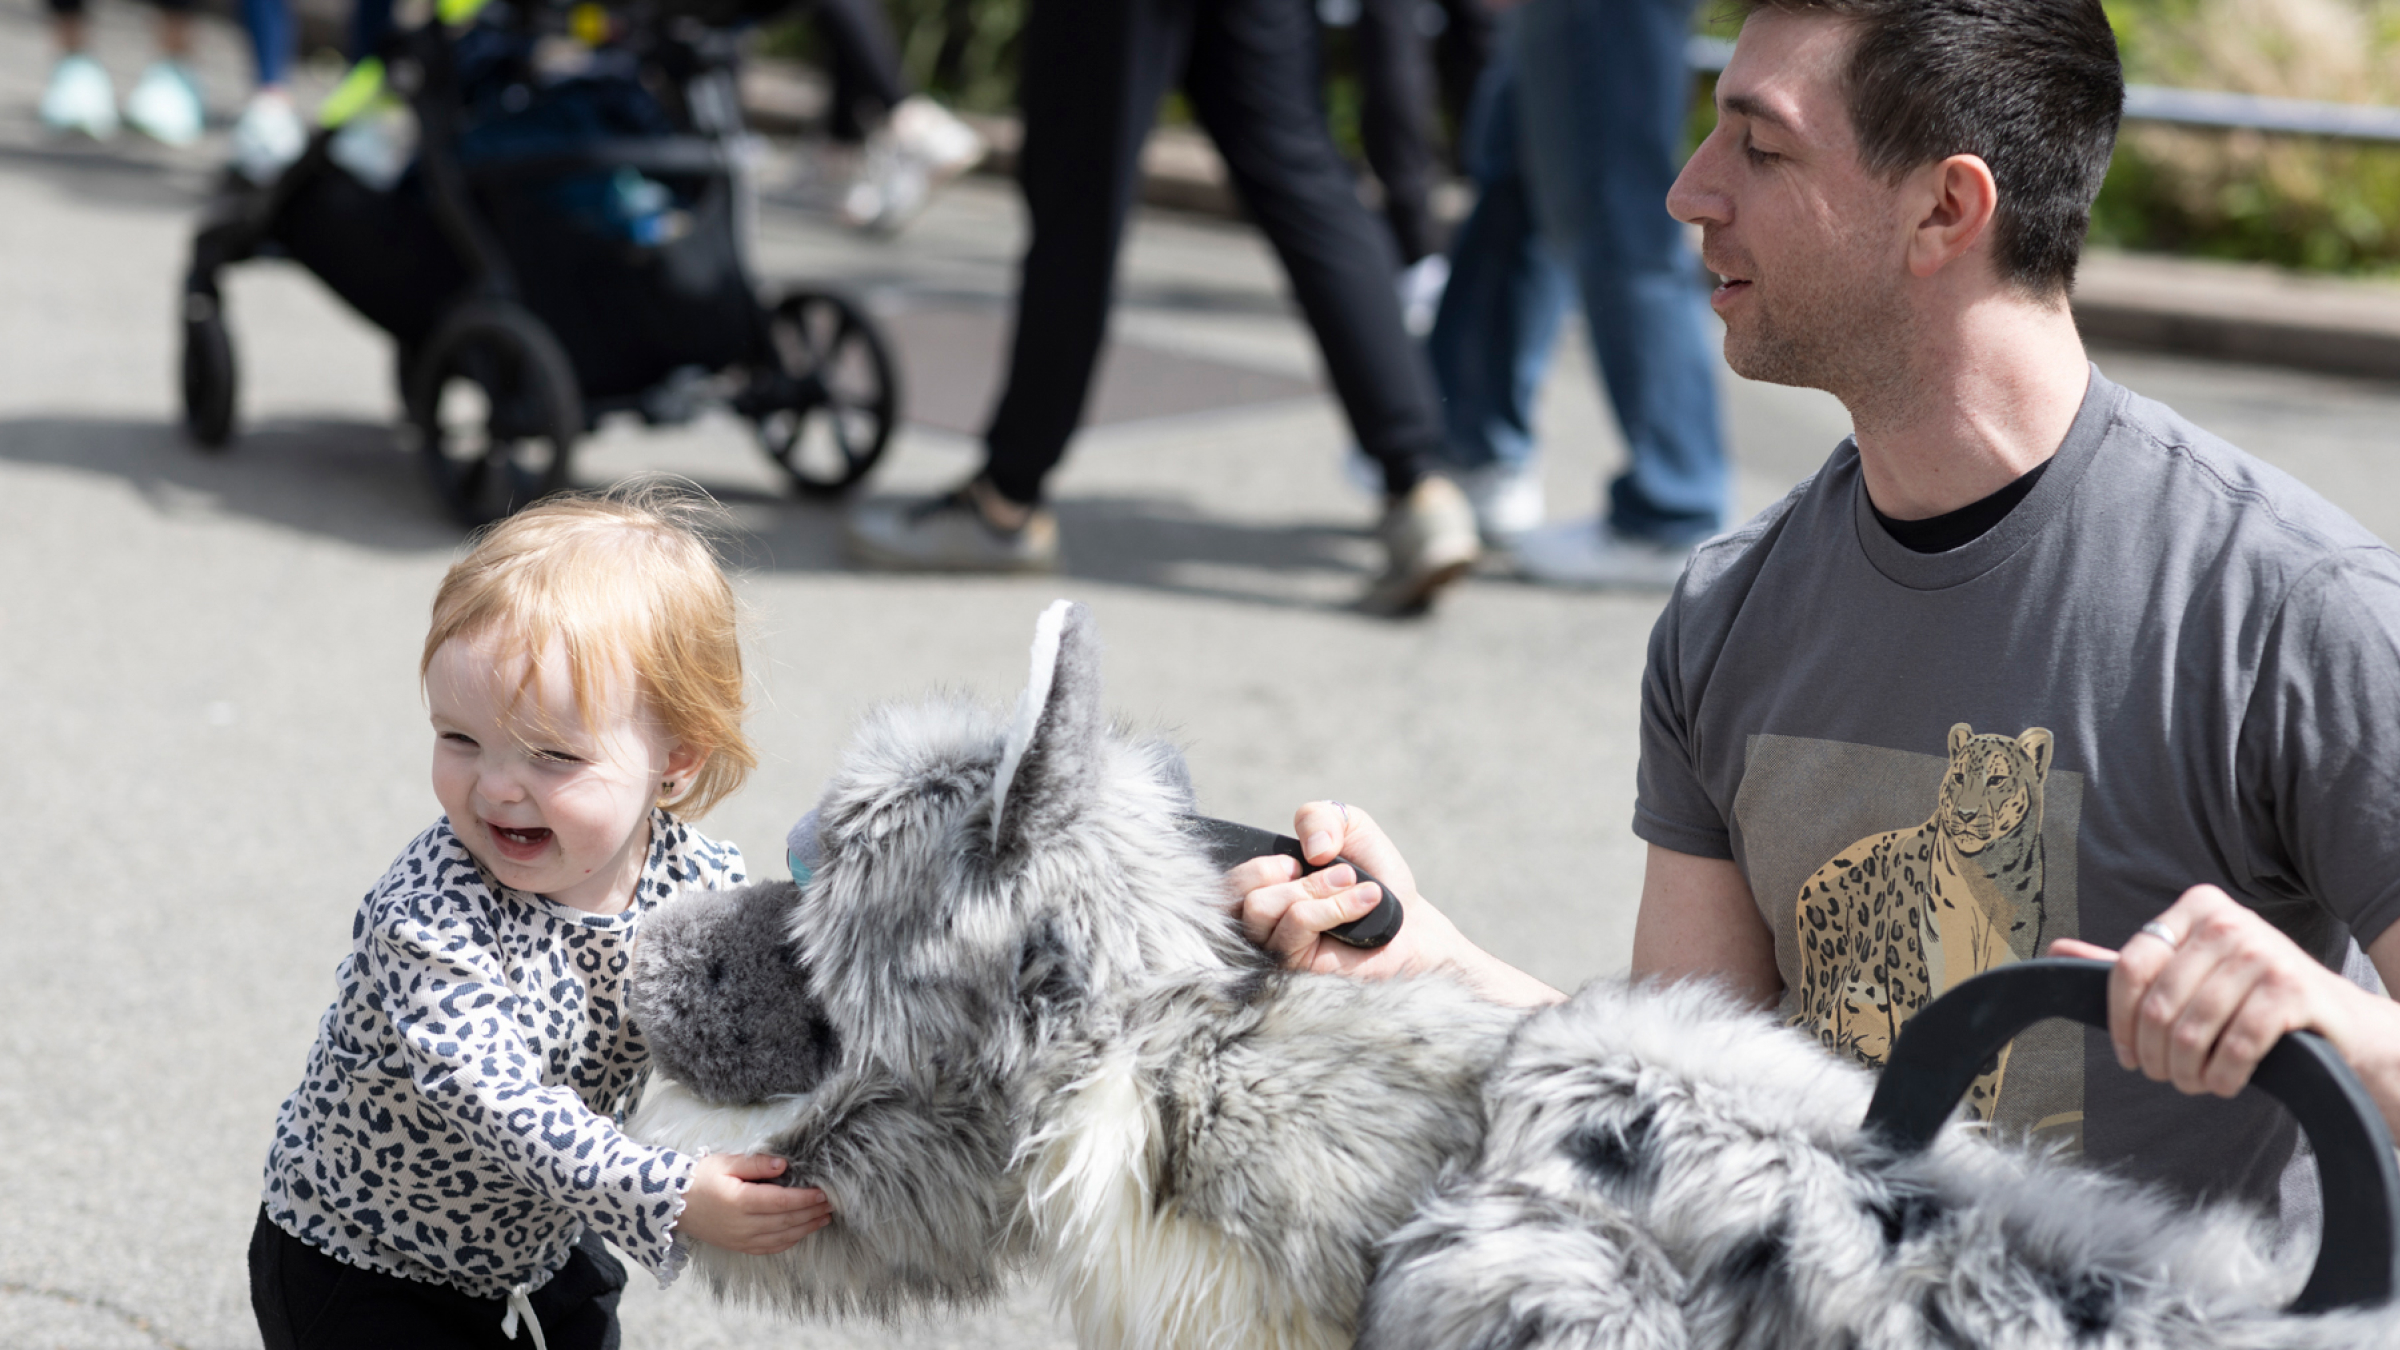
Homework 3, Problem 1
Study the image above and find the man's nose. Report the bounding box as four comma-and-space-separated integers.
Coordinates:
1667, 132, 1728, 227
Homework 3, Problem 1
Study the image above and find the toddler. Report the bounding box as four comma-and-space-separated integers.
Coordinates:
249, 488, 828, 1349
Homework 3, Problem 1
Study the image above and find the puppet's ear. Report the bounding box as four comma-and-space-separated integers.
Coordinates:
991, 600, 1103, 854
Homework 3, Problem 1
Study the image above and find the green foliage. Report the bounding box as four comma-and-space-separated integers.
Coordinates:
2094, 0, 2400, 274
760, 0, 1027, 112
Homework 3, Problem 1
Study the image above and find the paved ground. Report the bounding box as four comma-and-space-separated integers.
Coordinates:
11, 2, 2400, 1346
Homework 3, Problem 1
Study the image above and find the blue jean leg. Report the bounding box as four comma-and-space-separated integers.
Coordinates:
1424, 46, 1572, 478
1514, 0, 1726, 544
242, 0, 292, 86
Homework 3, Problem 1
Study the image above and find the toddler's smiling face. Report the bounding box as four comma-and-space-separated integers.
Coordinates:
426, 629, 699, 914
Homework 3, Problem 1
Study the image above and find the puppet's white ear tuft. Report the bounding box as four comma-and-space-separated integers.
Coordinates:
991, 599, 1075, 845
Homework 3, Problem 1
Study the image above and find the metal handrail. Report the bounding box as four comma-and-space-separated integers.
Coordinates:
1684, 34, 2400, 145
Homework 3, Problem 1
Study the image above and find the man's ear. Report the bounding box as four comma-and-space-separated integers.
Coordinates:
1905, 153, 2000, 280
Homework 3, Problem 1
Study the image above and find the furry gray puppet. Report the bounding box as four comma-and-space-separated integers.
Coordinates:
629, 600, 2400, 1350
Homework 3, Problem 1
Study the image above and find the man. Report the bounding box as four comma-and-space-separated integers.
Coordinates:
1234, 0, 2400, 1239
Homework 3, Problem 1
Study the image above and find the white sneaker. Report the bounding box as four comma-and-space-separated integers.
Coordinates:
40, 54, 118, 140
1512, 517, 1696, 590
846, 96, 986, 233
125, 61, 203, 146
1449, 459, 1545, 544
889, 95, 986, 177
329, 103, 412, 191
230, 90, 306, 184
1359, 475, 1482, 616
1397, 253, 1449, 338
841, 139, 926, 232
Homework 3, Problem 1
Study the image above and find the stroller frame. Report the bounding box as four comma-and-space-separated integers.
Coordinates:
179, 0, 900, 525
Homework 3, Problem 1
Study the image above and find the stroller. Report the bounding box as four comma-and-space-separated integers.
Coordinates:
178, 0, 899, 525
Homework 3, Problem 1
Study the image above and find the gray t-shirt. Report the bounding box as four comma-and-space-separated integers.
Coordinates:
1636, 367, 2400, 1215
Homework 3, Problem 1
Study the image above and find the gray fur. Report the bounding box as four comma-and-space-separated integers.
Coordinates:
634, 881, 839, 1104
633, 600, 2400, 1347
1358, 979, 2400, 1350
630, 600, 1524, 1336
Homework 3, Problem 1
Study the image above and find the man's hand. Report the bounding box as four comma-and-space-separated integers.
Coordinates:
1225, 800, 1563, 1006
2050, 885, 2400, 1131
676, 1152, 834, 1255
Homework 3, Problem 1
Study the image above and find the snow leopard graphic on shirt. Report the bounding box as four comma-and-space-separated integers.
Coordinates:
1792, 723, 2053, 1122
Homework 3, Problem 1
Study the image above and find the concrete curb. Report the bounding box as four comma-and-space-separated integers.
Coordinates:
2071, 250, 2400, 381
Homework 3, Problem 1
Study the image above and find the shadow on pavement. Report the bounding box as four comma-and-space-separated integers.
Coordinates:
694, 483, 1376, 611
0, 414, 465, 552
1, 415, 1378, 609
0, 134, 215, 217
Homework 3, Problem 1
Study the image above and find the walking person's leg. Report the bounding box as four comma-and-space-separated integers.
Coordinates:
41, 0, 120, 140
1427, 0, 1490, 158
1184, 0, 1479, 613
231, 0, 307, 183
813, 0, 911, 143
844, 0, 1187, 570
125, 0, 206, 146
1348, 0, 1441, 266
1510, 0, 1726, 585
811, 0, 987, 231
1422, 43, 1572, 543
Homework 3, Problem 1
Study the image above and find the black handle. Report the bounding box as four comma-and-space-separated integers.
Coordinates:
1862, 957, 2400, 1314
1186, 816, 1405, 949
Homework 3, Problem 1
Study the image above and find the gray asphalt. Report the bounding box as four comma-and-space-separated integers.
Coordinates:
10, 1, 2400, 1346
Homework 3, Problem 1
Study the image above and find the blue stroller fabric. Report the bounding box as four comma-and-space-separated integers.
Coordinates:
271, 23, 756, 400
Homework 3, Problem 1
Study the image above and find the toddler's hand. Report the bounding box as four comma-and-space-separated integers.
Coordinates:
677, 1152, 833, 1255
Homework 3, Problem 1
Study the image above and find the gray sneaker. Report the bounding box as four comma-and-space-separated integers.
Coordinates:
1511, 516, 1695, 590
1358, 476, 1481, 616
846, 487, 1061, 573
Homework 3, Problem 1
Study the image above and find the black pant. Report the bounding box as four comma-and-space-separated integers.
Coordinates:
982, 0, 1442, 504
813, 0, 910, 144
1348, 0, 1438, 264
1346, 0, 1491, 262
250, 1208, 626, 1350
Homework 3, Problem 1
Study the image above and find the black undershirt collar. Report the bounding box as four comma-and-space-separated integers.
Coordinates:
1871, 459, 2052, 554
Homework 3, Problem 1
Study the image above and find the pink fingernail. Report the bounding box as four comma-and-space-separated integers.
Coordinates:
1303, 832, 1334, 859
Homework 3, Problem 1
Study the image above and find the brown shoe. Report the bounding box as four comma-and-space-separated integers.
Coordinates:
1357, 475, 1480, 616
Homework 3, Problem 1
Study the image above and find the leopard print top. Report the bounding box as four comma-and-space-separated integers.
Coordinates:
261, 812, 745, 1300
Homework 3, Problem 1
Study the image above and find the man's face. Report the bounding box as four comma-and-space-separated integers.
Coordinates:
1667, 9, 1917, 394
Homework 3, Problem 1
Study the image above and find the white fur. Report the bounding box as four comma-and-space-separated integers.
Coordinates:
632, 1078, 822, 1158
1020, 1051, 1346, 1350
991, 598, 1072, 846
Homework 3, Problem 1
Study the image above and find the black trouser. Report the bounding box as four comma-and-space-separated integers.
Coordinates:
982, 0, 1442, 504
1349, 0, 1439, 263
813, 0, 910, 144
249, 1208, 627, 1350
1347, 0, 1492, 260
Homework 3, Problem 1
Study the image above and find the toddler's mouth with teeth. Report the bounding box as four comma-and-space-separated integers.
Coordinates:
489, 822, 554, 856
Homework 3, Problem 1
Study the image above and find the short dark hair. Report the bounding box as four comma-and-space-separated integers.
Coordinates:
1740, 0, 2123, 297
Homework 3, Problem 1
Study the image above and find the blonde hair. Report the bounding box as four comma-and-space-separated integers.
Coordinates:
420, 482, 756, 819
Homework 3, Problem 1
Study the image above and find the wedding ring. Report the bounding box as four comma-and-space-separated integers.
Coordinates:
2134, 920, 2181, 950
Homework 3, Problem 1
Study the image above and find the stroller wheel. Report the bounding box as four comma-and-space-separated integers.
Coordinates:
408, 300, 582, 527
181, 295, 237, 450
753, 289, 898, 499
